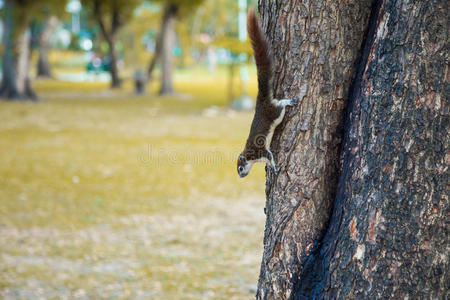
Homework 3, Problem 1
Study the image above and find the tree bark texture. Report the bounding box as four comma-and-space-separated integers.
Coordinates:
297, 0, 449, 298
256, 1, 374, 298
0, 0, 36, 100
37, 16, 58, 78
158, 4, 178, 95
257, 0, 449, 299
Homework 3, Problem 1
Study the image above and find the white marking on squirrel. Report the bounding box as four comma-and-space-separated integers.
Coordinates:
237, 8, 295, 178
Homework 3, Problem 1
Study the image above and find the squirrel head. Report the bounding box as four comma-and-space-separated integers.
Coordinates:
237, 153, 254, 178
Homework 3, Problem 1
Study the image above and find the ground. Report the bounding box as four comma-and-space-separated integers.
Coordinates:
0, 72, 267, 299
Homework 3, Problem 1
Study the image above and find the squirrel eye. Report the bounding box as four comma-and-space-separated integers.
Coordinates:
239, 166, 244, 172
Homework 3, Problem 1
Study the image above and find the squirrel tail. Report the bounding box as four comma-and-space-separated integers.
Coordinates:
247, 7, 272, 99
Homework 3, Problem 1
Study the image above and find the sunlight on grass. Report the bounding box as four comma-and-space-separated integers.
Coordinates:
0, 73, 266, 299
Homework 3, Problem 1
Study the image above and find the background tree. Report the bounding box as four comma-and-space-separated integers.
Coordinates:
82, 0, 142, 88
36, 16, 59, 78
0, 0, 37, 100
33, 1, 67, 78
0, 0, 67, 100
146, 0, 203, 95
122, 4, 159, 70
195, 0, 254, 104
255, 0, 448, 299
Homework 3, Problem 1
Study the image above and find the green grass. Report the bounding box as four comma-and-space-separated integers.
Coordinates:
0, 73, 266, 299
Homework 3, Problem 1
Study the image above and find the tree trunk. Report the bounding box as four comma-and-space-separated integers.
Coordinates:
146, 8, 165, 81
158, 4, 178, 95
107, 38, 121, 88
93, 0, 122, 88
147, 4, 178, 87
297, 0, 449, 298
0, 0, 36, 100
255, 1, 374, 298
147, 44, 159, 81
257, 0, 448, 299
37, 16, 58, 78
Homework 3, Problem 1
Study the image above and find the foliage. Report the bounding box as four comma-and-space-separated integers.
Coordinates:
4, 0, 68, 26
151, 0, 205, 13
121, 3, 161, 68
31, 0, 68, 21
1, 0, 68, 58
180, 0, 255, 56
80, 0, 145, 87
81, 0, 142, 35
213, 36, 252, 56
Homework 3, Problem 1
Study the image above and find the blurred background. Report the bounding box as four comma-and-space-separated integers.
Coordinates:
0, 0, 268, 299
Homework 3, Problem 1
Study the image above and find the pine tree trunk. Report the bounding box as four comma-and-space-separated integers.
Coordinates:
0, 0, 36, 100
158, 4, 178, 95
37, 16, 58, 78
256, 0, 448, 299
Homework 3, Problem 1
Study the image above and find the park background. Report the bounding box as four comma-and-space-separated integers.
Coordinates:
0, 0, 266, 298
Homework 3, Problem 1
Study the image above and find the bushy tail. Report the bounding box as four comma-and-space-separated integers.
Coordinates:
247, 7, 272, 99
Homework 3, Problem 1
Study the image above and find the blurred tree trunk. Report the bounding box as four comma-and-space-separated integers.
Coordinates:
108, 42, 121, 88
256, 0, 448, 299
158, 4, 178, 95
146, 4, 169, 81
93, 0, 122, 88
37, 16, 58, 78
146, 37, 160, 82
0, 0, 36, 100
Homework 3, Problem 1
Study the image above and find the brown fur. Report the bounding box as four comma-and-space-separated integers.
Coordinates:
237, 8, 291, 177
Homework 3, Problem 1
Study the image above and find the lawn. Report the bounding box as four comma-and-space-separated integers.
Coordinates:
0, 72, 268, 299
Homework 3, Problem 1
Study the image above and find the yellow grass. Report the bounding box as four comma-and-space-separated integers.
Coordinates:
0, 73, 267, 299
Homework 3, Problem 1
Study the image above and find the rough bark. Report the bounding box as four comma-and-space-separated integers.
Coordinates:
0, 0, 37, 100
255, 1, 374, 298
158, 4, 178, 95
93, 0, 122, 88
37, 16, 58, 78
257, 0, 449, 299
297, 0, 449, 298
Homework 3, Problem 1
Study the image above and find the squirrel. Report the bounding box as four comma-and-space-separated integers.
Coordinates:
237, 7, 295, 178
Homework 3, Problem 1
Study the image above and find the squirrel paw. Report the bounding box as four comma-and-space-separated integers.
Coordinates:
271, 165, 278, 175
288, 99, 300, 106
277, 99, 296, 107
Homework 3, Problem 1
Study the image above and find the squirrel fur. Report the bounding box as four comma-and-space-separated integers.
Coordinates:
237, 7, 294, 178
